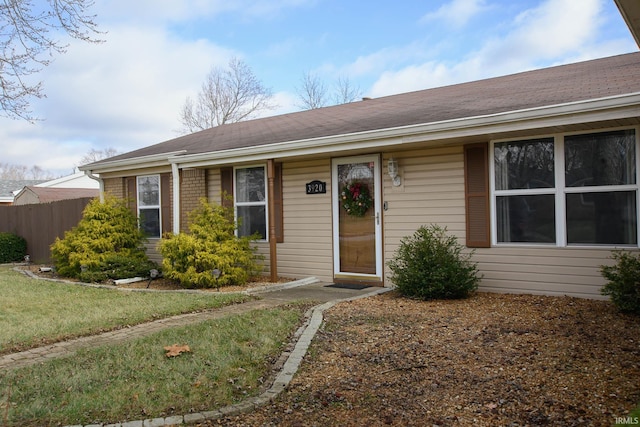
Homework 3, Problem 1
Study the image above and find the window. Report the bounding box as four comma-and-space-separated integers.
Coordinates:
235, 166, 267, 239
137, 175, 161, 238
492, 129, 638, 246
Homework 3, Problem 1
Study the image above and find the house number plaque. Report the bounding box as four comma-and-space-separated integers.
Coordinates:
306, 180, 326, 194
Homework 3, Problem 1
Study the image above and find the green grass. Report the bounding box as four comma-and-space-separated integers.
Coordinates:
0, 266, 249, 354
1, 306, 304, 426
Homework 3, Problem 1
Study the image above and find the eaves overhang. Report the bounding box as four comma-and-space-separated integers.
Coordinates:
170, 92, 640, 168
77, 150, 187, 174
79, 92, 640, 173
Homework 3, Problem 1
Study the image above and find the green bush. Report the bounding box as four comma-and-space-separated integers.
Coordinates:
159, 198, 263, 288
51, 196, 156, 282
387, 224, 480, 300
601, 251, 640, 315
0, 232, 27, 263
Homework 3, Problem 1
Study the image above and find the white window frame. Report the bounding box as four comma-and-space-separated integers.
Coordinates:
233, 164, 268, 241
136, 174, 162, 238
490, 127, 640, 248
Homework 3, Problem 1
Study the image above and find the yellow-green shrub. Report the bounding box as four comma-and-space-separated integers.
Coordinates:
50, 196, 155, 281
159, 198, 263, 288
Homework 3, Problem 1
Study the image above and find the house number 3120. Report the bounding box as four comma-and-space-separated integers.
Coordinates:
306, 180, 326, 194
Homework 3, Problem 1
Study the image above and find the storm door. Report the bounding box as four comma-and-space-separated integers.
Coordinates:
332, 155, 382, 281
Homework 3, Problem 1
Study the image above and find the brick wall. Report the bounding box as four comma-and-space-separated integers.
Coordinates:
180, 169, 207, 232
103, 177, 125, 199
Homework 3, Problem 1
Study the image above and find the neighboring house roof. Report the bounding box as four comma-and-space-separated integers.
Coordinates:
82, 52, 640, 172
0, 180, 46, 203
13, 186, 99, 205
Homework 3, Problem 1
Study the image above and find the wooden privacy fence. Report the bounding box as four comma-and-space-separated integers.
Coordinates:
0, 197, 93, 263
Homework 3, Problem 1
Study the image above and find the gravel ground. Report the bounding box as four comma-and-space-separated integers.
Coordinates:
203, 292, 640, 427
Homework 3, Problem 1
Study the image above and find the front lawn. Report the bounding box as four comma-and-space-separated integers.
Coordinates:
1, 306, 305, 426
0, 266, 248, 354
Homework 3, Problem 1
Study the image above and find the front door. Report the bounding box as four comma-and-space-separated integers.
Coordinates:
332, 155, 382, 282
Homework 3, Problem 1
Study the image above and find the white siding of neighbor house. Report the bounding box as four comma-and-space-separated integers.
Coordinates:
381, 145, 617, 299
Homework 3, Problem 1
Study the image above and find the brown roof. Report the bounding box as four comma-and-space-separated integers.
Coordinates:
91, 52, 640, 165
17, 187, 99, 203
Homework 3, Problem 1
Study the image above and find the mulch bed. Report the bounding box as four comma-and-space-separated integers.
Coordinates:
205, 292, 640, 427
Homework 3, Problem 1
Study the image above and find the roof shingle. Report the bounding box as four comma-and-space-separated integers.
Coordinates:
90, 52, 640, 165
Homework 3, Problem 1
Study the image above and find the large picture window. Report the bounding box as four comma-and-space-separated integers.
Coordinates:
137, 175, 161, 238
235, 166, 267, 239
493, 129, 638, 246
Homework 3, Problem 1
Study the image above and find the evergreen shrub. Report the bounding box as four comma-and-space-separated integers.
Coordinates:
0, 232, 27, 263
50, 196, 156, 282
387, 224, 480, 300
601, 251, 640, 315
159, 198, 263, 288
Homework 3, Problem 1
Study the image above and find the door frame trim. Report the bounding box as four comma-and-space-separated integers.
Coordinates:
331, 154, 383, 281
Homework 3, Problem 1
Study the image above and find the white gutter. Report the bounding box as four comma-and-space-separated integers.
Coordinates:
84, 170, 104, 202
171, 163, 180, 234
168, 92, 640, 168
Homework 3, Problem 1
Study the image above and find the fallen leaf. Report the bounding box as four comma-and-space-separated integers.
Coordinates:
164, 344, 191, 357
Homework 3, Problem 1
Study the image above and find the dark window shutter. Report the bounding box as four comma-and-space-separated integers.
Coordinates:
274, 163, 284, 243
220, 167, 233, 208
464, 143, 490, 247
161, 173, 171, 236
126, 177, 136, 213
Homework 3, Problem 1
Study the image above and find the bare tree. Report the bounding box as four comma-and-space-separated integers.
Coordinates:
179, 57, 276, 133
295, 71, 328, 110
79, 147, 119, 166
0, 0, 103, 121
296, 72, 363, 110
0, 162, 54, 180
333, 76, 362, 105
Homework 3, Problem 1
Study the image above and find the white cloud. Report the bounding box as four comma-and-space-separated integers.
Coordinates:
0, 23, 236, 174
369, 0, 630, 97
420, 0, 488, 29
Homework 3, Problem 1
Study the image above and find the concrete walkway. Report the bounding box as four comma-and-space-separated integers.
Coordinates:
1, 276, 390, 427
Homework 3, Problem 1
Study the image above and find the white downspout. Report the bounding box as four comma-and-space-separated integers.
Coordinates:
85, 170, 104, 202
171, 162, 180, 234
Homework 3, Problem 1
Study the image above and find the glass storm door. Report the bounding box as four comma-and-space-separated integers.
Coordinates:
332, 155, 382, 280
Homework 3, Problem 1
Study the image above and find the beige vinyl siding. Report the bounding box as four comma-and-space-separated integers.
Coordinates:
473, 247, 618, 299
382, 146, 467, 282
381, 145, 616, 299
144, 240, 162, 264
277, 159, 333, 282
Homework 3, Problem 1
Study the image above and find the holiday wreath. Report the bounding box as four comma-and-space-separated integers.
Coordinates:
341, 181, 372, 217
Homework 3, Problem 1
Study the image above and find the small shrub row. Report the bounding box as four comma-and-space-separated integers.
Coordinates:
50, 196, 262, 288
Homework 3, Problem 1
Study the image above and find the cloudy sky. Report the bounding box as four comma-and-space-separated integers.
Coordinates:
0, 0, 636, 177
